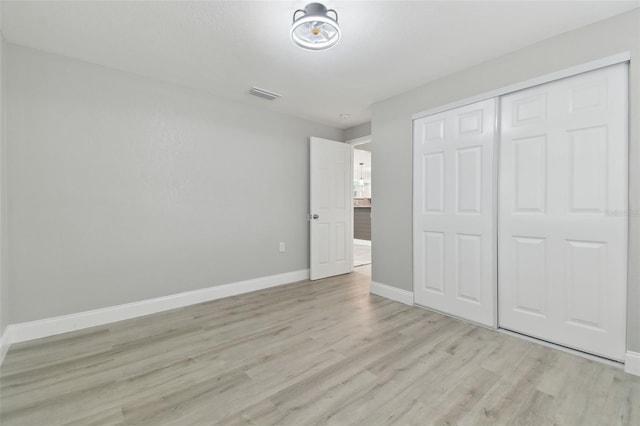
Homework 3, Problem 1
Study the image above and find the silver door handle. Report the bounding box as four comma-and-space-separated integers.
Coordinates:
312, 214, 319, 219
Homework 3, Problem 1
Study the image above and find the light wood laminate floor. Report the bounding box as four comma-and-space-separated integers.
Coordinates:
353, 241, 371, 267
2, 265, 639, 425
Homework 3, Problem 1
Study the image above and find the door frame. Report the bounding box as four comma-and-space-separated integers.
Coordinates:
347, 135, 372, 147
349, 134, 372, 260
411, 51, 633, 367
412, 52, 630, 121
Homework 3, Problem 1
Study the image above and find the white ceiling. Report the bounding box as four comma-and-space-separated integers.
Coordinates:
2, 1, 638, 129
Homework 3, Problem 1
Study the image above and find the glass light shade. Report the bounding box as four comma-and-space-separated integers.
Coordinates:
291, 3, 341, 51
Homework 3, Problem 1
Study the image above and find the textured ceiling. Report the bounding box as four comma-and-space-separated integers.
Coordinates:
2, 1, 639, 129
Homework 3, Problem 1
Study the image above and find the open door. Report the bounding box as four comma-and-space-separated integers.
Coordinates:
310, 137, 353, 280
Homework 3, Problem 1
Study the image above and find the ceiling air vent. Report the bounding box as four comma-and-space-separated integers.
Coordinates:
249, 87, 281, 101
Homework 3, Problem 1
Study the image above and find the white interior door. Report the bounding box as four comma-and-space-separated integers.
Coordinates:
498, 63, 628, 361
413, 98, 496, 327
310, 137, 353, 280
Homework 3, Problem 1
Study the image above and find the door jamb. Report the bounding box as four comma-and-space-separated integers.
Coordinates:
347, 135, 372, 146
348, 135, 372, 269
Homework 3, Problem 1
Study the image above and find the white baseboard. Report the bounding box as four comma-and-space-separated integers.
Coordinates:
625, 351, 640, 376
0, 327, 11, 365
370, 281, 414, 306
8, 269, 309, 345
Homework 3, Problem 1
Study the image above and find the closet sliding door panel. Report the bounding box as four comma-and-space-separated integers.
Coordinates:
498, 63, 628, 361
413, 98, 496, 327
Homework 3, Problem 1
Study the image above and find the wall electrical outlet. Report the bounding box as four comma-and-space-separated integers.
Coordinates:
279, 242, 285, 253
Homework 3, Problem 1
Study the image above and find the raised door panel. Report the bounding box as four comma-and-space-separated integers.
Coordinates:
565, 240, 607, 330
458, 109, 484, 135
569, 79, 607, 113
512, 94, 547, 126
513, 237, 547, 317
513, 136, 546, 213
568, 126, 607, 213
456, 234, 482, 303
423, 153, 445, 213
423, 119, 445, 143
335, 222, 346, 262
456, 147, 482, 214
422, 231, 445, 294
317, 223, 330, 265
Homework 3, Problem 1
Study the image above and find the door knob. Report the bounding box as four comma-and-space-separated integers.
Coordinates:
312, 214, 319, 219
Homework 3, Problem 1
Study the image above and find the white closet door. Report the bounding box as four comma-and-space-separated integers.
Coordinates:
499, 64, 628, 361
413, 99, 496, 327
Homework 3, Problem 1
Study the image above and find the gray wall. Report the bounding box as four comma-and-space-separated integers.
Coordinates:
344, 122, 371, 141
0, 35, 7, 336
371, 9, 640, 351
6, 44, 342, 324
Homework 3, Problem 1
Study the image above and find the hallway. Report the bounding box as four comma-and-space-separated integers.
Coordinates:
354, 240, 371, 267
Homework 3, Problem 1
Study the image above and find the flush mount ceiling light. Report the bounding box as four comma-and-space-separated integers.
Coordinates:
291, 3, 341, 51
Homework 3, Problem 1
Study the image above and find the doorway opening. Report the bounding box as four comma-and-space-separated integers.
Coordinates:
352, 138, 371, 267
